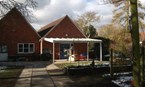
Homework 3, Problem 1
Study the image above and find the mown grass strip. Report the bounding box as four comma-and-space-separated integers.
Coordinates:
0, 66, 24, 87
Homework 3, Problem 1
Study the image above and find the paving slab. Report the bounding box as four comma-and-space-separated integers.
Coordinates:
31, 64, 55, 87
47, 64, 59, 70
15, 66, 32, 87
14, 62, 70, 87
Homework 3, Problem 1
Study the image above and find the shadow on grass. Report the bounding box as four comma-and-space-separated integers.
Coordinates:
0, 66, 24, 87
47, 65, 132, 87
47, 70, 116, 87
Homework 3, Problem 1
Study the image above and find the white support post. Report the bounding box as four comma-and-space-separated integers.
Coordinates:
69, 43, 72, 63
53, 42, 55, 64
40, 39, 43, 54
87, 43, 89, 61
100, 42, 102, 61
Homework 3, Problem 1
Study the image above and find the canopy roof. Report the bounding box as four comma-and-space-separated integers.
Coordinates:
44, 38, 102, 43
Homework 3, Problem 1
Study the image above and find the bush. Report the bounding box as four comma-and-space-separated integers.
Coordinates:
40, 53, 52, 61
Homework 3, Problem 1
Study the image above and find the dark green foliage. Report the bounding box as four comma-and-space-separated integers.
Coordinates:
93, 37, 110, 61
40, 53, 52, 61
84, 25, 98, 38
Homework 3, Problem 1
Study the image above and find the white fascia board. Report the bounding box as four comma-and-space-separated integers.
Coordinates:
44, 38, 102, 43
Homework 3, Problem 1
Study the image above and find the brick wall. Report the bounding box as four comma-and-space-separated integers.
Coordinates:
0, 8, 40, 57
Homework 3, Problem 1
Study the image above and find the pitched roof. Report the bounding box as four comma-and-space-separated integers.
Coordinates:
0, 7, 41, 38
0, 7, 20, 22
38, 16, 65, 37
38, 15, 86, 38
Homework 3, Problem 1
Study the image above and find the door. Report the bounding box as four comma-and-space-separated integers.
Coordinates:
60, 44, 70, 59
0, 45, 8, 61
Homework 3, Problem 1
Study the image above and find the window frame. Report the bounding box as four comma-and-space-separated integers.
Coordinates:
17, 43, 35, 54
0, 45, 8, 53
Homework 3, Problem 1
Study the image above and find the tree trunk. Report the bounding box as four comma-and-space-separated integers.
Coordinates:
130, 0, 141, 87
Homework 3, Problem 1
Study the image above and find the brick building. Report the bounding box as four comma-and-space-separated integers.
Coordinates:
0, 8, 40, 61
0, 8, 102, 62
38, 16, 102, 63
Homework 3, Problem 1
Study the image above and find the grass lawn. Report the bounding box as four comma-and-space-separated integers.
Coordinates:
0, 66, 24, 87
55, 61, 109, 69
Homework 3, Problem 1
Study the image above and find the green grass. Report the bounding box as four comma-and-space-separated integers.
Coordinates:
0, 66, 24, 87
55, 63, 78, 69
55, 61, 110, 69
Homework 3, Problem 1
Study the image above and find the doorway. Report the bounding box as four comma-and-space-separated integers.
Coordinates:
60, 44, 71, 59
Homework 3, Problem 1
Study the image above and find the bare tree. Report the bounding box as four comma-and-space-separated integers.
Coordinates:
0, 0, 37, 21
103, 0, 142, 87
98, 24, 132, 57
104, 0, 145, 31
75, 11, 100, 37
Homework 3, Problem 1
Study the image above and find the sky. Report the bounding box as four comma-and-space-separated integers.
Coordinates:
30, 0, 145, 31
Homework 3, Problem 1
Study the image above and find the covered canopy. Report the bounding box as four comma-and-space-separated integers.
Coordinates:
42, 38, 102, 63
44, 38, 102, 43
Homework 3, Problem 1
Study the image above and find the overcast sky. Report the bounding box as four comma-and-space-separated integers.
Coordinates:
30, 0, 145, 31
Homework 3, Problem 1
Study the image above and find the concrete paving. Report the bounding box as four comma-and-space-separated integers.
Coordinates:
8, 61, 119, 87
31, 63, 55, 87
6, 61, 77, 87
15, 66, 32, 87
15, 62, 71, 87
46, 64, 59, 70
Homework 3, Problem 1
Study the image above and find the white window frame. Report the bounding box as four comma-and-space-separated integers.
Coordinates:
17, 43, 35, 54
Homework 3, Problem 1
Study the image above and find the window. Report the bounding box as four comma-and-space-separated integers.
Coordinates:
30, 44, 34, 52
0, 45, 8, 53
18, 44, 23, 52
17, 43, 35, 53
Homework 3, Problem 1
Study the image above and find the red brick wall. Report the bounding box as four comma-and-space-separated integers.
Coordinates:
42, 16, 87, 60
46, 16, 85, 38
42, 41, 60, 59
43, 41, 53, 53
74, 43, 87, 59
0, 8, 40, 56
42, 41, 87, 60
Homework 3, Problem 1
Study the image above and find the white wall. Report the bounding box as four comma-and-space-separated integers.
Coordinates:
0, 53, 8, 61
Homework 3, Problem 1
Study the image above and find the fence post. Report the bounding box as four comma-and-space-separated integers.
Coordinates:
110, 48, 114, 77
141, 46, 145, 87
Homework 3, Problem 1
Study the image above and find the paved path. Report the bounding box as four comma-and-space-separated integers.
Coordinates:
15, 66, 32, 87
31, 63, 55, 87
9, 61, 120, 87
13, 62, 70, 87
